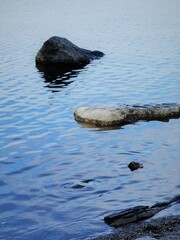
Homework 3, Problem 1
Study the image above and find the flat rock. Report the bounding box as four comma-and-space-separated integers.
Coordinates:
74, 104, 180, 127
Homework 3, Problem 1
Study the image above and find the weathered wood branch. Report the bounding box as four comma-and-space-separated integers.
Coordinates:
104, 195, 180, 227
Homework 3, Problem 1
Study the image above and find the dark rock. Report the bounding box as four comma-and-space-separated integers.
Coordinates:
104, 195, 180, 228
104, 206, 158, 227
36, 36, 104, 68
82, 179, 94, 183
128, 161, 144, 171
70, 183, 85, 189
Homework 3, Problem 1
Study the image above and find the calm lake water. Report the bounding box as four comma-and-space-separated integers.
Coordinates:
0, 0, 180, 239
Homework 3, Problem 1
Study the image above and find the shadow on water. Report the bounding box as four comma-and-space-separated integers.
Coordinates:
76, 121, 135, 131
36, 63, 85, 92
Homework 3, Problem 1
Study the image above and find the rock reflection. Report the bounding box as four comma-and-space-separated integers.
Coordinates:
36, 64, 84, 91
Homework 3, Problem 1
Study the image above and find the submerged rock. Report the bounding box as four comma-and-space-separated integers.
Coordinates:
69, 179, 94, 189
36, 36, 104, 68
74, 104, 180, 127
70, 183, 85, 189
128, 161, 143, 171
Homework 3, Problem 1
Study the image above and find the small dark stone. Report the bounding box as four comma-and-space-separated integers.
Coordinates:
104, 195, 180, 228
128, 161, 144, 171
82, 179, 93, 183
70, 183, 85, 189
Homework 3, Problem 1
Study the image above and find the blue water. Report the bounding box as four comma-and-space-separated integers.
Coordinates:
0, 0, 180, 239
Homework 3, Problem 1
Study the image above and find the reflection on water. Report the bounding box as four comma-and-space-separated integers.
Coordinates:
36, 63, 84, 90
81, 123, 124, 131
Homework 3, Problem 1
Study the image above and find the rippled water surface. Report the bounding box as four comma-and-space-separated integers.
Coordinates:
0, 1, 180, 239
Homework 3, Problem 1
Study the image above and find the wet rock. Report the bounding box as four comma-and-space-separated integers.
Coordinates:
104, 195, 180, 228
36, 36, 104, 68
104, 206, 157, 228
74, 104, 180, 127
128, 161, 143, 171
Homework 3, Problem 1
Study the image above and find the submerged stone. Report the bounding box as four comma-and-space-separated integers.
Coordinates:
70, 183, 85, 189
74, 104, 180, 127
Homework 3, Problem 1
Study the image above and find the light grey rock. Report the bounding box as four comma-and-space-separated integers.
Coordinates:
74, 104, 180, 127
36, 36, 104, 68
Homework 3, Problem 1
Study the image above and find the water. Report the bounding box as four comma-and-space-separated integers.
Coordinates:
0, 0, 180, 239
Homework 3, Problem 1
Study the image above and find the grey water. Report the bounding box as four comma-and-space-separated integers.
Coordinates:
0, 0, 180, 239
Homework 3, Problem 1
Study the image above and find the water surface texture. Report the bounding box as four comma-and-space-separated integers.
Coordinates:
0, 1, 180, 239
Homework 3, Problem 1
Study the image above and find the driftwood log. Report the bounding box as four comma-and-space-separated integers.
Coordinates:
74, 104, 180, 127
104, 195, 180, 227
